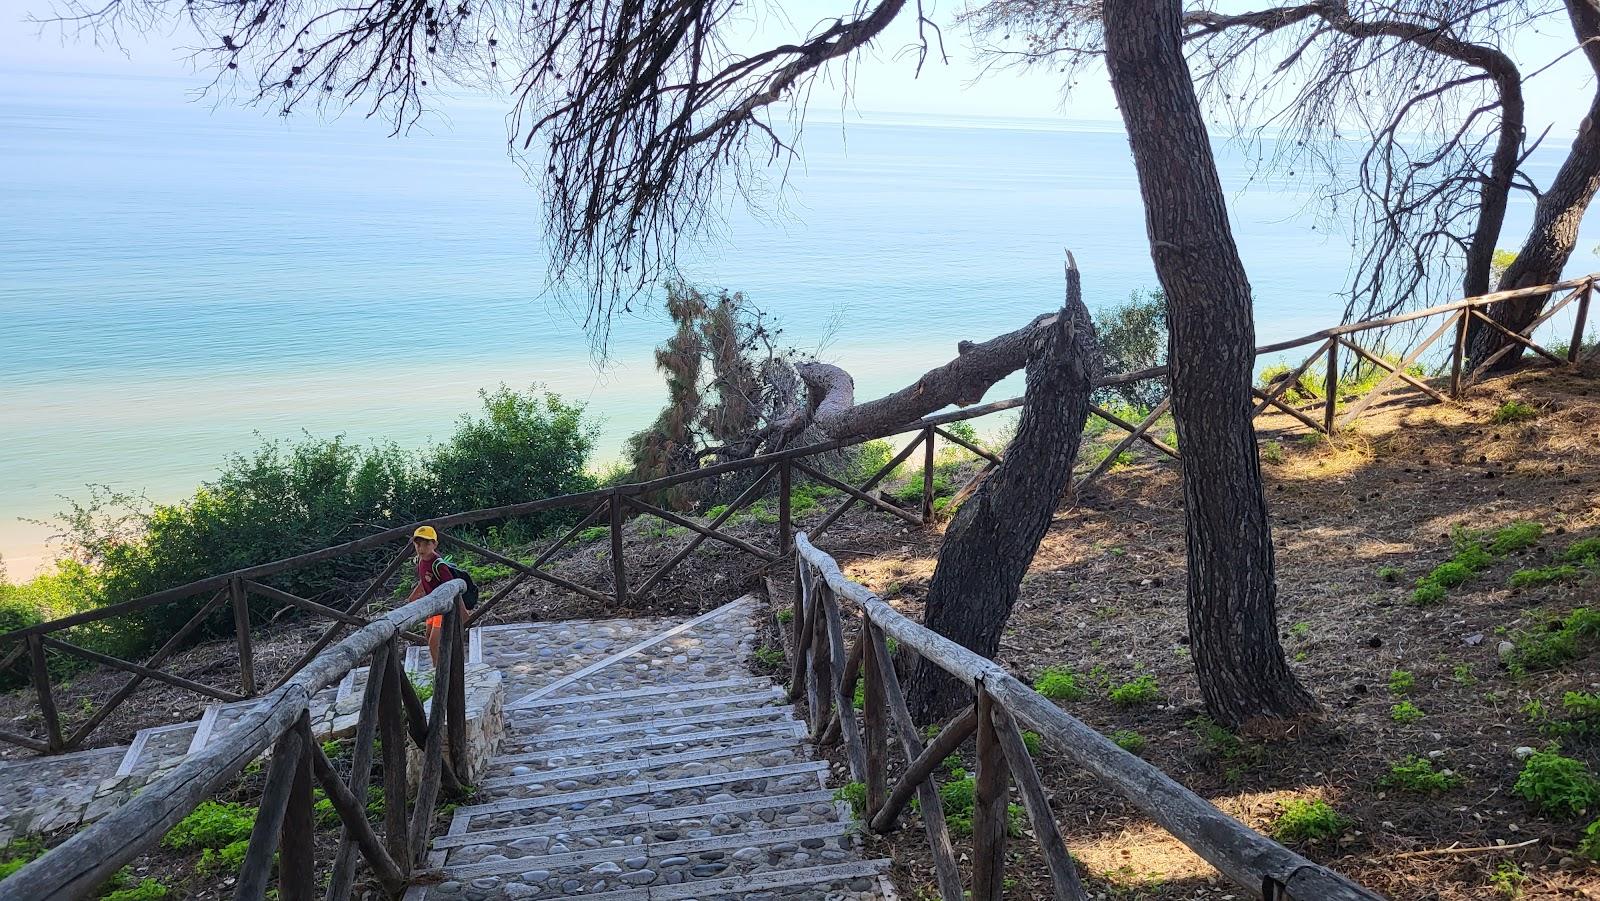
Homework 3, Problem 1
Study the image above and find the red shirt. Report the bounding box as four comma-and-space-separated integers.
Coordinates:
416, 555, 451, 594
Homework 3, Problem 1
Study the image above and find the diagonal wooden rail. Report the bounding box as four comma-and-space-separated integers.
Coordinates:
1, 273, 1594, 756
791, 532, 1384, 901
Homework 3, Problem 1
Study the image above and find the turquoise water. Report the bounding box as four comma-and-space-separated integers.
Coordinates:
2, 67, 1595, 574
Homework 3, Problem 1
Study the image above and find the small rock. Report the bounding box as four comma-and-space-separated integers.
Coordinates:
1463, 633, 1484, 646
1513, 746, 1536, 760
1498, 640, 1517, 660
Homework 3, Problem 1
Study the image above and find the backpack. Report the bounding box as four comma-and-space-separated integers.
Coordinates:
430, 557, 480, 610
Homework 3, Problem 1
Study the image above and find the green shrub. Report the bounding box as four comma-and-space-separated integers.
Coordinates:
1489, 522, 1543, 554
1508, 607, 1600, 674
1270, 799, 1349, 844
411, 673, 434, 703
1261, 440, 1285, 465
1490, 860, 1527, 898
1109, 674, 1159, 706
1492, 400, 1539, 424
1289, 621, 1311, 639
101, 878, 170, 901
1381, 756, 1462, 793
1561, 537, 1600, 566
1580, 817, 1600, 862
833, 781, 867, 817
197, 838, 252, 877
1033, 668, 1087, 701
753, 645, 784, 670
1093, 289, 1169, 413
843, 441, 895, 485
1387, 670, 1415, 695
1257, 362, 1321, 403
1021, 731, 1042, 756
1391, 701, 1425, 724
775, 608, 793, 625
1410, 580, 1447, 605
1376, 565, 1402, 583
1513, 747, 1600, 818
1510, 565, 1580, 588
0, 837, 45, 879
1109, 729, 1145, 754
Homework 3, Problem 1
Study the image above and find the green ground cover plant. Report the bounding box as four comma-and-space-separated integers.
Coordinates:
1033, 667, 1087, 701
1270, 799, 1349, 844
1512, 747, 1600, 818
1507, 607, 1600, 674
1492, 400, 1539, 424
1410, 521, 1542, 605
1387, 669, 1415, 695
1380, 755, 1462, 793
1108, 674, 1159, 706
161, 800, 257, 852
1391, 701, 1425, 724
1109, 729, 1145, 754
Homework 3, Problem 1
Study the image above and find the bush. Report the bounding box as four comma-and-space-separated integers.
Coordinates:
1492, 400, 1539, 424
101, 878, 170, 901
1387, 670, 1415, 695
1270, 799, 1349, 844
753, 645, 784, 670
833, 781, 867, 817
1580, 817, 1600, 862
1109, 674, 1159, 706
1381, 756, 1462, 793
1033, 668, 1086, 701
162, 801, 257, 852
1021, 731, 1042, 756
1561, 537, 1600, 566
0, 837, 45, 879
7, 387, 597, 663
1510, 565, 1581, 588
1092, 289, 1168, 413
1513, 748, 1600, 818
197, 839, 251, 877
1109, 729, 1145, 754
1508, 607, 1600, 674
1391, 701, 1425, 724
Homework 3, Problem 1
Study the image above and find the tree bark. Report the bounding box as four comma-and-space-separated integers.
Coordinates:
906, 264, 1097, 722
1103, 0, 1317, 726
1467, 0, 1600, 371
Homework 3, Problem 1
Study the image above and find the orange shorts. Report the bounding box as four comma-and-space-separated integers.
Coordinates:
427, 614, 443, 630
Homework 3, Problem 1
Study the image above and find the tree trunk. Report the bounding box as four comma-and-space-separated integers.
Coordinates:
1103, 0, 1317, 727
906, 265, 1097, 722
1467, 0, 1600, 371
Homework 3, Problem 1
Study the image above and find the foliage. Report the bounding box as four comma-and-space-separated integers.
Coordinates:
1108, 674, 1159, 706
1381, 756, 1462, 794
1092, 288, 1168, 412
1488, 522, 1543, 555
753, 645, 784, 670
1376, 565, 1402, 583
833, 781, 867, 818
1188, 716, 1255, 762
1261, 439, 1285, 465
1269, 799, 1349, 844
1033, 668, 1086, 701
0, 837, 45, 880
1561, 537, 1600, 565
1490, 860, 1527, 899
100, 878, 170, 901
1491, 400, 1539, 424
1410, 521, 1541, 605
1513, 747, 1600, 818
1507, 607, 1600, 675
577, 526, 609, 543
925, 764, 1026, 839
162, 800, 257, 852
411, 673, 434, 703
1510, 565, 1580, 588
9, 387, 595, 664
1021, 731, 1042, 756
1109, 729, 1145, 755
843, 441, 895, 486
1257, 362, 1321, 403
1580, 816, 1600, 862
1387, 670, 1415, 695
197, 839, 252, 877
1391, 701, 1425, 724
775, 608, 793, 625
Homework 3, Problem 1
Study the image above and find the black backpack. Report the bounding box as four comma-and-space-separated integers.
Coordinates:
430, 557, 480, 610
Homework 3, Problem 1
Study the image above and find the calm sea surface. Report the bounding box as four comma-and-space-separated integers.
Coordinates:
3, 67, 1595, 574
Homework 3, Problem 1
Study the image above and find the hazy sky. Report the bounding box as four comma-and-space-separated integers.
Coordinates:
2, 0, 1594, 129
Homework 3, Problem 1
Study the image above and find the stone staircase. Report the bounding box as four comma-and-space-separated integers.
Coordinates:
409, 596, 893, 900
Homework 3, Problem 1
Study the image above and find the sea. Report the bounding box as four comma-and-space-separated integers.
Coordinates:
2, 67, 1596, 576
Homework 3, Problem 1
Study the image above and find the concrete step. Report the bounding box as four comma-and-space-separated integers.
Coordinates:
433, 788, 842, 850
508, 705, 798, 750
451, 762, 830, 832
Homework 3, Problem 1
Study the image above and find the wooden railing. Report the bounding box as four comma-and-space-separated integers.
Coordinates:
790, 533, 1383, 901
2, 273, 1594, 756
0, 579, 471, 901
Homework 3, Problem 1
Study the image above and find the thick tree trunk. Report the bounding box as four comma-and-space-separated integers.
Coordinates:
1103, 0, 1317, 726
1467, 0, 1600, 371
906, 266, 1098, 723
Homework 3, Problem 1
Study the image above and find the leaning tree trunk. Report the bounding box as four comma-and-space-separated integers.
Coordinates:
1103, 0, 1317, 727
1467, 0, 1600, 372
906, 264, 1098, 723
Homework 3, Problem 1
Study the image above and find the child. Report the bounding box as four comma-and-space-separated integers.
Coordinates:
407, 525, 467, 669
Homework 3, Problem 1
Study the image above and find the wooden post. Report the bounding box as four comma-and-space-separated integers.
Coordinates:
1451, 307, 1470, 397
809, 585, 834, 742
447, 607, 468, 780
326, 643, 390, 901
1570, 285, 1591, 363
990, 703, 1089, 901
862, 624, 888, 819
231, 578, 256, 696
821, 598, 869, 779
972, 684, 1010, 901
921, 427, 936, 523
378, 638, 411, 877
789, 562, 815, 704
235, 723, 304, 900
409, 600, 455, 864
280, 715, 317, 901
1323, 338, 1339, 435
609, 496, 627, 606
27, 635, 63, 752
778, 460, 793, 554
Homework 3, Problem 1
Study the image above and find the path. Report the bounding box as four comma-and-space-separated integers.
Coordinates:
410, 596, 892, 900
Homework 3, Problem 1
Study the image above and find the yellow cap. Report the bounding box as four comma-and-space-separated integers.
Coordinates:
412, 525, 438, 542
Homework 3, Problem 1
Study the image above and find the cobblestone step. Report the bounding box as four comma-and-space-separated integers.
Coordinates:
480, 735, 804, 788
477, 744, 809, 803
490, 720, 806, 769
507, 687, 787, 733
508, 676, 771, 711
433, 789, 841, 849
508, 705, 797, 749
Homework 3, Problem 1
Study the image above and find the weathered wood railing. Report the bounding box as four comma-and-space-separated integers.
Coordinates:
791, 533, 1383, 901
0, 578, 470, 901
3, 273, 1595, 756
